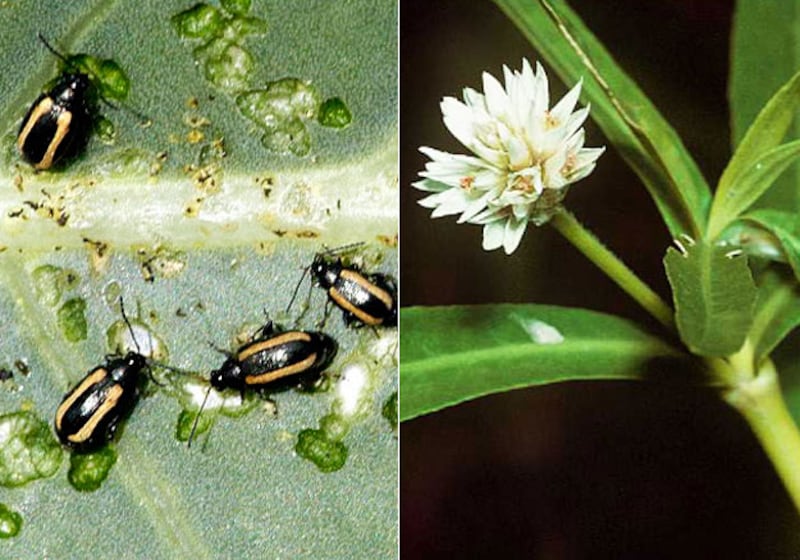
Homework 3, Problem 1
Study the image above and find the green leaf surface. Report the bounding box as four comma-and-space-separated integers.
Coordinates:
776, 333, 800, 429
741, 209, 800, 282
493, 0, 711, 238
750, 267, 800, 364
730, 0, 800, 212
664, 240, 756, 357
710, 138, 800, 239
400, 304, 686, 421
0, 1, 397, 558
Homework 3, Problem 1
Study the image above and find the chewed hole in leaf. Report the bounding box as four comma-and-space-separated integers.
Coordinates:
335, 362, 370, 418
107, 320, 168, 361
0, 411, 62, 487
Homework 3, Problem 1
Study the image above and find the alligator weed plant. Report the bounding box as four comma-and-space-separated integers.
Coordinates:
401, 0, 800, 535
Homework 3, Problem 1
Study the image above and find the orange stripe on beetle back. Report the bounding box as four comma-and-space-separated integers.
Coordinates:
55, 367, 108, 431
237, 331, 312, 362
68, 384, 124, 443
339, 270, 394, 309
17, 97, 54, 152
329, 288, 382, 325
35, 110, 72, 170
244, 353, 317, 385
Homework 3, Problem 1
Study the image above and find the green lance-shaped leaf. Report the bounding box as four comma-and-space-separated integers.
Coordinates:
400, 304, 687, 421
750, 267, 800, 364
493, 0, 711, 238
730, 0, 800, 212
710, 138, 800, 239
664, 240, 757, 357
740, 209, 800, 283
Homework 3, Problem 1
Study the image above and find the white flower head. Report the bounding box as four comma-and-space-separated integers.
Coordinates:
414, 59, 605, 254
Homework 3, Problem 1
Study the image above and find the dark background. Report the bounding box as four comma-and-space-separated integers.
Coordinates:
400, 1, 800, 557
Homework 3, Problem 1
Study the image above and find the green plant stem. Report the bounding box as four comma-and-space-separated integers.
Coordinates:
724, 359, 800, 514
550, 210, 675, 330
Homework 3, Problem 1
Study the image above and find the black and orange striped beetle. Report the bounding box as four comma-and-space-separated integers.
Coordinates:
188, 321, 337, 446
54, 300, 159, 452
210, 322, 337, 393
309, 249, 397, 328
18, 35, 96, 170
54, 352, 147, 452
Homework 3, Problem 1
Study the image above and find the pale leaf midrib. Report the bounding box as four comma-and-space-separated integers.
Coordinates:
404, 338, 678, 377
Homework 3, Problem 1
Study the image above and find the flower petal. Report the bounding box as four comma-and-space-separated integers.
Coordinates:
550, 79, 583, 124
418, 188, 469, 217
457, 190, 495, 223
482, 220, 506, 251
575, 146, 606, 168
503, 217, 528, 254
562, 105, 590, 139
532, 61, 550, 115
441, 99, 508, 167
440, 97, 479, 147
469, 206, 503, 224
462, 87, 485, 109
482, 71, 509, 119
504, 132, 531, 170
412, 178, 449, 193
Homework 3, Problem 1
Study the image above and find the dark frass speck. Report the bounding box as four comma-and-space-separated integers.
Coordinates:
57, 297, 88, 342
68, 446, 117, 492
0, 504, 22, 539
318, 97, 352, 129
0, 411, 62, 487
295, 428, 348, 473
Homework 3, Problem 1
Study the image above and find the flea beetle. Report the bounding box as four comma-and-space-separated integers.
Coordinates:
18, 35, 96, 170
304, 247, 397, 328
54, 352, 147, 452
188, 321, 337, 446
54, 300, 159, 452
211, 322, 337, 393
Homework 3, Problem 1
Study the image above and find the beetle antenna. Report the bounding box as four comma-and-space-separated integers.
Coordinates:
37, 33, 69, 64
119, 297, 172, 387
316, 298, 333, 329
188, 385, 213, 448
208, 340, 232, 357
98, 97, 151, 127
285, 265, 311, 314
254, 312, 278, 340
119, 297, 142, 355
322, 241, 365, 257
